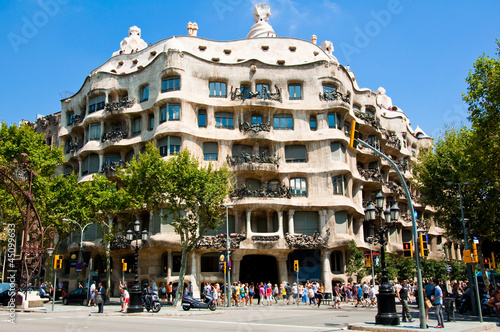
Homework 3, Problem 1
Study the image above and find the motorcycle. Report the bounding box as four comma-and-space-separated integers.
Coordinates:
182, 294, 216, 311
143, 291, 161, 312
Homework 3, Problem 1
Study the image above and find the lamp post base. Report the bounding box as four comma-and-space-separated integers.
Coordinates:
127, 287, 143, 313
375, 284, 400, 325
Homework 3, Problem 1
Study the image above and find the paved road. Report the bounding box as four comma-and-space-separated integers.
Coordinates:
1, 299, 498, 332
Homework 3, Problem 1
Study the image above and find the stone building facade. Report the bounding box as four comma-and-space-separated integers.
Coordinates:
54, 5, 455, 296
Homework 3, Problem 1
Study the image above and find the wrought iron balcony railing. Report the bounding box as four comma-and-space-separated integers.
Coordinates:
102, 130, 127, 143
319, 90, 350, 103
104, 99, 135, 113
239, 121, 271, 133
226, 152, 279, 166
230, 184, 291, 199
230, 85, 282, 102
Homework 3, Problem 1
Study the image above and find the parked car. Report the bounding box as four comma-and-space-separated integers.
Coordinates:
0, 283, 13, 306
62, 288, 88, 305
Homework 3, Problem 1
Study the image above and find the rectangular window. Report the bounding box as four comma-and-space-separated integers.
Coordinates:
290, 178, 307, 197
310, 116, 317, 131
158, 136, 181, 156
252, 115, 262, 125
159, 103, 180, 123
332, 175, 347, 196
273, 114, 293, 130
335, 211, 348, 234
209, 81, 227, 97
288, 83, 302, 100
294, 211, 319, 235
328, 112, 342, 129
148, 114, 154, 131
330, 251, 343, 273
140, 85, 149, 102
203, 142, 218, 161
285, 145, 307, 163
67, 112, 74, 126
88, 123, 101, 141
88, 95, 105, 114
132, 117, 141, 136
323, 84, 337, 94
240, 85, 250, 99
331, 142, 346, 161
215, 112, 234, 129
161, 76, 180, 92
104, 153, 121, 166
198, 110, 207, 127
256, 83, 270, 99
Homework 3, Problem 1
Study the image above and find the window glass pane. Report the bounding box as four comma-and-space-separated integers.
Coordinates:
252, 115, 262, 124
162, 76, 180, 92
89, 153, 99, 174
310, 116, 317, 130
209, 81, 226, 97
331, 142, 345, 161
323, 84, 337, 94
232, 144, 253, 156
332, 175, 346, 195
168, 104, 180, 120
203, 142, 218, 161
273, 114, 293, 130
328, 113, 337, 128
198, 110, 206, 127
141, 86, 149, 102
215, 112, 233, 129
148, 114, 154, 130
160, 106, 167, 123
132, 117, 141, 135
290, 178, 307, 197
256, 84, 270, 99
89, 123, 101, 140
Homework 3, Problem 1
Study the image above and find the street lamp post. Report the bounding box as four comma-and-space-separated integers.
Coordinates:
225, 205, 233, 307
126, 220, 148, 313
63, 219, 92, 288
365, 192, 400, 326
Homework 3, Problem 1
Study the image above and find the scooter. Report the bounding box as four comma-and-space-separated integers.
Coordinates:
182, 294, 216, 311
142, 291, 161, 312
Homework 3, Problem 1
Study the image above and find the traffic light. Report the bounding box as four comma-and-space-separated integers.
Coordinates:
463, 250, 473, 264
294, 260, 299, 272
403, 242, 413, 257
54, 255, 63, 269
349, 120, 360, 149
365, 253, 372, 267
419, 233, 428, 257
472, 243, 479, 263
484, 258, 491, 269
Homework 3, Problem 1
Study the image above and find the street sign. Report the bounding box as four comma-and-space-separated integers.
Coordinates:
473, 236, 479, 244
76, 263, 83, 271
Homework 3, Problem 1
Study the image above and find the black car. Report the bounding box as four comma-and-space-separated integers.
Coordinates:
62, 288, 88, 305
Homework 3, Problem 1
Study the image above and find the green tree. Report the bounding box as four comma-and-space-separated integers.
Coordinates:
346, 240, 368, 282
449, 260, 467, 282
374, 253, 398, 282
119, 144, 232, 305
395, 256, 416, 281
420, 258, 449, 282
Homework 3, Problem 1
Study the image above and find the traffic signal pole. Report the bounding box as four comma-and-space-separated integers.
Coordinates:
356, 138, 426, 329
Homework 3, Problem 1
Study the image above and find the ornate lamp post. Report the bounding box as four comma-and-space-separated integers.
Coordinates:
365, 192, 400, 325
126, 220, 148, 313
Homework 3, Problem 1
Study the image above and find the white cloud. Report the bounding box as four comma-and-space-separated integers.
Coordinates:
323, 0, 341, 14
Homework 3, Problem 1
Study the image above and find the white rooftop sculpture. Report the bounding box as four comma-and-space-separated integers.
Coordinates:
376, 87, 394, 110
112, 26, 148, 56
246, 3, 277, 39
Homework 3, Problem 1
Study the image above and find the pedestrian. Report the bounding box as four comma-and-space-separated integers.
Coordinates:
431, 279, 444, 328
88, 281, 96, 306
397, 280, 413, 322
120, 287, 129, 312
487, 290, 500, 326
167, 281, 173, 303
96, 282, 105, 313
266, 282, 273, 306
292, 282, 298, 305
356, 283, 363, 307
362, 281, 370, 307
273, 284, 279, 304
160, 283, 166, 303
248, 282, 255, 306
259, 282, 265, 306
333, 283, 341, 309
316, 283, 324, 307
308, 285, 315, 305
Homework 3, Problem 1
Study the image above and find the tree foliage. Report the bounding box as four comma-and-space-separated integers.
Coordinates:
420, 258, 449, 282
119, 143, 233, 304
346, 240, 368, 281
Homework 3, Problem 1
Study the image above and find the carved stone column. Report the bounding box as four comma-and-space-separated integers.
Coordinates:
288, 209, 295, 235
319, 210, 327, 237
277, 256, 288, 284
277, 211, 284, 239
322, 249, 332, 293
231, 254, 242, 283
246, 210, 252, 238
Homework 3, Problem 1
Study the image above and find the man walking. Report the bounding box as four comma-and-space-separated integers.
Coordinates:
432, 279, 444, 328
96, 282, 106, 313
396, 280, 413, 322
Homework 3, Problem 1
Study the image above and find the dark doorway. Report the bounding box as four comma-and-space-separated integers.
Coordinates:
239, 255, 278, 285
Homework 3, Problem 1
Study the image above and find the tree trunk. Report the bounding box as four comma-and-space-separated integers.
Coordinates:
173, 242, 190, 306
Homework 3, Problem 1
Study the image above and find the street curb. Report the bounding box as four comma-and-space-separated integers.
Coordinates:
89, 310, 224, 317
347, 322, 497, 332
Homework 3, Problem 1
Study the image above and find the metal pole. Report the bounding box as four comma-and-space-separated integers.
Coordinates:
226, 205, 231, 307
472, 265, 483, 322
357, 139, 426, 329
370, 241, 375, 288
52, 270, 56, 312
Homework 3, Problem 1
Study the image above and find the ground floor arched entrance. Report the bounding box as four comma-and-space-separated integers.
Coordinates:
239, 255, 278, 285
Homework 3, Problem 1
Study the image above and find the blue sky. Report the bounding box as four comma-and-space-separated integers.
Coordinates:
1, 0, 498, 139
